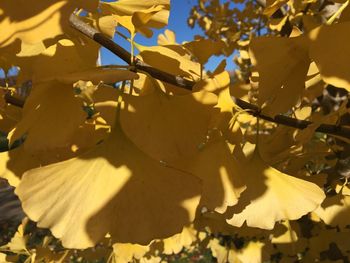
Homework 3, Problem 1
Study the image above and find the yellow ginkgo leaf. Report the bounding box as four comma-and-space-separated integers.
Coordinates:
0, 0, 98, 47
314, 194, 350, 228
249, 36, 310, 116
193, 71, 230, 94
83, 14, 118, 39
0, 146, 41, 187
157, 29, 177, 45
120, 89, 217, 166
114, 15, 136, 35
100, 0, 169, 37
136, 43, 201, 81
215, 87, 236, 113
16, 41, 47, 57
294, 106, 311, 120
1, 123, 106, 188
309, 22, 350, 91
268, 16, 289, 32
131, 5, 167, 37
0, 116, 110, 187
208, 87, 242, 143
0, 222, 28, 255
258, 126, 296, 164
8, 81, 86, 154
236, 241, 266, 263
264, 0, 289, 17
74, 81, 98, 105
207, 238, 231, 263
1, 115, 111, 188
270, 220, 308, 257
15, 124, 201, 249
184, 38, 225, 65
271, 220, 298, 244
15, 38, 99, 83
162, 225, 197, 255
189, 139, 246, 213
112, 243, 150, 263
226, 151, 325, 230
0, 253, 10, 262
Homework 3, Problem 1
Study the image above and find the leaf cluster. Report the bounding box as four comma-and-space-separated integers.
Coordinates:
1, 0, 350, 262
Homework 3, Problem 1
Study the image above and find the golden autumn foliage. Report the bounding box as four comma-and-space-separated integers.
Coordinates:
1, 0, 350, 262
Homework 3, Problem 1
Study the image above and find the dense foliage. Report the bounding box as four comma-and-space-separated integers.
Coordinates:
1, 0, 350, 262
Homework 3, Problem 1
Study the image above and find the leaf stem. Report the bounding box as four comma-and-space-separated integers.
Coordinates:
327, 0, 349, 25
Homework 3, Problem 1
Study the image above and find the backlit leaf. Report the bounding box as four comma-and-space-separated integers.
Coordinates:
184, 38, 225, 65
119, 89, 217, 166
157, 29, 176, 45
250, 36, 310, 116
189, 139, 246, 213
0, 0, 98, 47
309, 22, 350, 91
8, 81, 86, 155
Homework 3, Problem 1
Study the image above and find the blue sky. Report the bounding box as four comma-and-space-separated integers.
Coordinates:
100, 0, 236, 71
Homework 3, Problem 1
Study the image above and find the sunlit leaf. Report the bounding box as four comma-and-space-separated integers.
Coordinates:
162, 225, 197, 255
0, 0, 98, 47
16, 38, 99, 83
16, 123, 201, 249
227, 151, 325, 229
100, 0, 170, 37
112, 243, 150, 263
0, 222, 28, 255
314, 193, 350, 228
157, 29, 177, 45
264, 0, 289, 16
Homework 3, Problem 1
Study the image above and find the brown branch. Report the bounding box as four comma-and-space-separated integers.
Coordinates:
68, 14, 350, 139
232, 98, 350, 139
70, 15, 193, 90
5, 14, 349, 139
